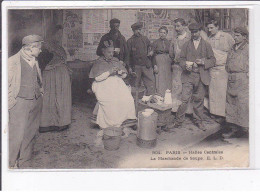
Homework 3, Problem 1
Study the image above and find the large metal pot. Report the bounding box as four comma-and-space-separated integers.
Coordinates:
136, 111, 158, 148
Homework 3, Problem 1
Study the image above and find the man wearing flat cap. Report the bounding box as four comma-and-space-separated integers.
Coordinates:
222, 26, 249, 139
96, 18, 128, 65
8, 34, 43, 168
170, 23, 216, 131
127, 22, 155, 95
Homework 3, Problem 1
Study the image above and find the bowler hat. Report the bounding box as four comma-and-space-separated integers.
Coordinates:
22, 35, 43, 45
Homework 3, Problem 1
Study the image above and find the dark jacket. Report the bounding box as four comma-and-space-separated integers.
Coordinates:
179, 38, 216, 85
96, 30, 128, 64
127, 34, 152, 69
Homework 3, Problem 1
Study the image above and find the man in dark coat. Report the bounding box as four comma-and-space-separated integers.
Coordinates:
126, 22, 155, 95
170, 23, 216, 131
96, 18, 128, 65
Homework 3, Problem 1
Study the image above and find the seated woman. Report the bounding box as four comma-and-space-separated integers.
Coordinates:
89, 40, 136, 131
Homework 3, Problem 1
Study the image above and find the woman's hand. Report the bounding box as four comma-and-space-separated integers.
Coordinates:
154, 65, 159, 74
109, 67, 119, 75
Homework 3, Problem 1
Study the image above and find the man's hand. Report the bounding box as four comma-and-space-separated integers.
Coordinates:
185, 61, 193, 71
147, 50, 154, 57
153, 65, 159, 74
193, 62, 198, 68
195, 58, 205, 65
119, 60, 124, 65
128, 67, 133, 74
114, 48, 120, 55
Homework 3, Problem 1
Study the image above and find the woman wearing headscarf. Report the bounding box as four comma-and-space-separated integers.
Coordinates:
89, 40, 136, 130
222, 27, 249, 139
39, 25, 72, 133
151, 26, 174, 96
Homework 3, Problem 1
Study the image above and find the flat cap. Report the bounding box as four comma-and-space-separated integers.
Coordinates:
131, 22, 143, 30
22, 35, 43, 45
234, 27, 248, 36
188, 23, 202, 31
110, 18, 120, 25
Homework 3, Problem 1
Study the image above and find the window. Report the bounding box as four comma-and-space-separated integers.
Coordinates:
200, 9, 232, 32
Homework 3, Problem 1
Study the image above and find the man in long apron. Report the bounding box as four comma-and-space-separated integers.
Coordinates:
8, 35, 43, 168
222, 27, 249, 139
206, 20, 235, 123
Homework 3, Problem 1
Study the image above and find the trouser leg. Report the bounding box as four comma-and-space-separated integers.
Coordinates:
141, 66, 156, 95
134, 66, 142, 88
9, 98, 30, 168
176, 80, 193, 124
192, 77, 206, 124
19, 96, 42, 167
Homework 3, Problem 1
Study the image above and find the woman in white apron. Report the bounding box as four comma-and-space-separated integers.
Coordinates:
89, 40, 136, 129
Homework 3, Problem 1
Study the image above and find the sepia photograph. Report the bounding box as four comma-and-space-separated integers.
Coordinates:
3, 5, 251, 170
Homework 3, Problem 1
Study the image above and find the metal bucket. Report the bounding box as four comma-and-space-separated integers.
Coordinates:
103, 127, 122, 151
136, 111, 158, 148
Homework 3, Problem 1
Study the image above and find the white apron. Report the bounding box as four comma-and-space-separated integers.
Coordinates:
206, 48, 228, 117
92, 76, 136, 128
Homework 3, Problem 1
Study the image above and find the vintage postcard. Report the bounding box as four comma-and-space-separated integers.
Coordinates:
1, 1, 254, 175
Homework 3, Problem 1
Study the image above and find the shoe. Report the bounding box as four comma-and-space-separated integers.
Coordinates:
39, 126, 56, 133
56, 125, 69, 132
167, 122, 181, 130
211, 115, 225, 124
195, 122, 207, 131
222, 129, 238, 139
161, 125, 170, 132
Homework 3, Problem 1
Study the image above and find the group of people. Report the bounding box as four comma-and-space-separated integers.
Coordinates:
8, 17, 249, 167
8, 25, 72, 168
92, 18, 249, 140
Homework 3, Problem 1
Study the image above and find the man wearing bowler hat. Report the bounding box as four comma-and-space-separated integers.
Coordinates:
8, 34, 44, 168
127, 22, 155, 95
170, 23, 216, 131
96, 18, 128, 65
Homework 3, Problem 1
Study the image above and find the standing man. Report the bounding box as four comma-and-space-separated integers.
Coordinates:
171, 18, 191, 112
8, 35, 43, 168
96, 18, 128, 65
127, 22, 155, 95
170, 23, 216, 131
206, 20, 235, 123
222, 27, 249, 138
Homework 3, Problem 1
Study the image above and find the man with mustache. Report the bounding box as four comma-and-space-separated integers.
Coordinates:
170, 23, 216, 131
96, 18, 128, 65
127, 22, 155, 96
8, 35, 44, 168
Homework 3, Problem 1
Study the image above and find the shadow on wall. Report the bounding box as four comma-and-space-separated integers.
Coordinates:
8, 10, 44, 56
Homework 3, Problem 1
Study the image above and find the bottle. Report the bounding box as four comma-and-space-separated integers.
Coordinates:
164, 89, 172, 105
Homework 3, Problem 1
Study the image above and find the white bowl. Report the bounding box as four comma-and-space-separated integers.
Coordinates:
142, 112, 151, 117
144, 109, 154, 114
